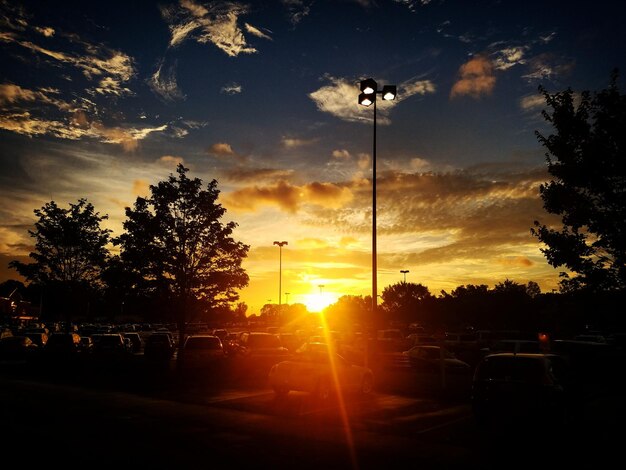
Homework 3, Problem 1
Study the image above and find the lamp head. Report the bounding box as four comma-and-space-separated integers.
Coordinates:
358, 92, 374, 107
382, 85, 397, 101
360, 78, 377, 95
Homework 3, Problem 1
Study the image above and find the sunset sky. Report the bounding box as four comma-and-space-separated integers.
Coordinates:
1, 0, 625, 314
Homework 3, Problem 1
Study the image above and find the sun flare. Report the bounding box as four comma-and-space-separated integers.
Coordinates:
302, 293, 334, 313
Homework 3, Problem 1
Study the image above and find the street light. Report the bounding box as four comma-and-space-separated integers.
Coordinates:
358, 78, 397, 325
285, 292, 290, 304
400, 269, 409, 283
318, 284, 325, 294
273, 241, 288, 311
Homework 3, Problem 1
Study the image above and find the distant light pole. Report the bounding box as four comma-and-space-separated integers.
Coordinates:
400, 269, 409, 283
358, 78, 397, 324
273, 241, 288, 311
285, 292, 290, 304
318, 284, 325, 295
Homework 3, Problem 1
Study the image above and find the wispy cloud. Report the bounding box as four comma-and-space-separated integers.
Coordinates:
281, 0, 312, 26
522, 53, 575, 83
149, 58, 185, 101
221, 167, 294, 183
244, 23, 272, 40
160, 0, 268, 57
519, 93, 545, 111
450, 55, 496, 99
282, 137, 317, 148
309, 75, 436, 124
221, 82, 242, 94
223, 180, 354, 213
491, 46, 527, 71
157, 155, 185, 168
0, 32, 135, 96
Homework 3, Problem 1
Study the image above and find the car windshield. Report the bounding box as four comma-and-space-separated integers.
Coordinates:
186, 337, 222, 350
477, 356, 545, 383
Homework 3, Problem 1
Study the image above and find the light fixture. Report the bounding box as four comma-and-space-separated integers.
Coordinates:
382, 85, 397, 101
360, 78, 377, 95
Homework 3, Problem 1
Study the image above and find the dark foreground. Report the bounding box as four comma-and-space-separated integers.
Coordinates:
1, 357, 624, 469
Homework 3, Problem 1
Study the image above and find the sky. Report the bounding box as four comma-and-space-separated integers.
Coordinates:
1, 0, 625, 315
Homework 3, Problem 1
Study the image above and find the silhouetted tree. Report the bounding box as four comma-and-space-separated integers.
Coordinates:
380, 282, 433, 324
532, 70, 626, 292
116, 164, 249, 353
9, 199, 111, 321
324, 295, 370, 331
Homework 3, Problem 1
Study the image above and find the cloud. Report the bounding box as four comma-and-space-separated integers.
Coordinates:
392, 0, 432, 12
519, 93, 545, 111
450, 55, 496, 99
223, 180, 353, 213
0, 34, 135, 95
310, 75, 436, 124
221, 82, 242, 94
522, 53, 575, 83
281, 0, 312, 25
34, 26, 55, 37
0, 84, 71, 110
132, 179, 150, 197
221, 167, 294, 182
282, 137, 316, 148
332, 149, 351, 159
208, 142, 235, 156
160, 0, 265, 57
492, 46, 527, 71
497, 256, 534, 267
309, 76, 392, 124
244, 23, 272, 41
149, 58, 185, 101
157, 155, 185, 168
399, 79, 436, 99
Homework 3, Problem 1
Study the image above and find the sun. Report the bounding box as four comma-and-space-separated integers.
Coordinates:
302, 293, 334, 313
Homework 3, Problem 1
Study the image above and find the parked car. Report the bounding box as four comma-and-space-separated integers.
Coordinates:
268, 342, 374, 400
45, 332, 82, 357
480, 339, 544, 356
92, 333, 129, 357
232, 331, 291, 373
79, 336, 94, 352
122, 332, 142, 353
0, 335, 38, 360
402, 345, 470, 372
144, 332, 174, 361
23, 331, 48, 348
472, 353, 572, 427
181, 335, 225, 368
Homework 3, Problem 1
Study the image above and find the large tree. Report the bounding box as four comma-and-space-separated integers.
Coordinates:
9, 199, 111, 320
116, 164, 249, 342
532, 71, 626, 292
380, 282, 433, 324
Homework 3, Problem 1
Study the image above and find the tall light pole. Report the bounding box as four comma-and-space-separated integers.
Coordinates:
358, 78, 397, 326
400, 269, 409, 283
273, 241, 288, 311
285, 292, 290, 304
318, 284, 325, 295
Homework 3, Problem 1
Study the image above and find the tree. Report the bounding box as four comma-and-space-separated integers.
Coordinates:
380, 282, 433, 324
116, 164, 249, 348
9, 199, 111, 320
532, 71, 626, 292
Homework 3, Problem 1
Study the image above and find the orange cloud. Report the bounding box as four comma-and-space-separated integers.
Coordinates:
157, 155, 184, 167
208, 142, 234, 156
450, 55, 496, 99
497, 256, 534, 267
132, 179, 150, 196
223, 180, 353, 213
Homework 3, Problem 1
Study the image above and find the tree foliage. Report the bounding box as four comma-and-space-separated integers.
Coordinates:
115, 165, 249, 324
532, 71, 626, 292
9, 199, 111, 320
